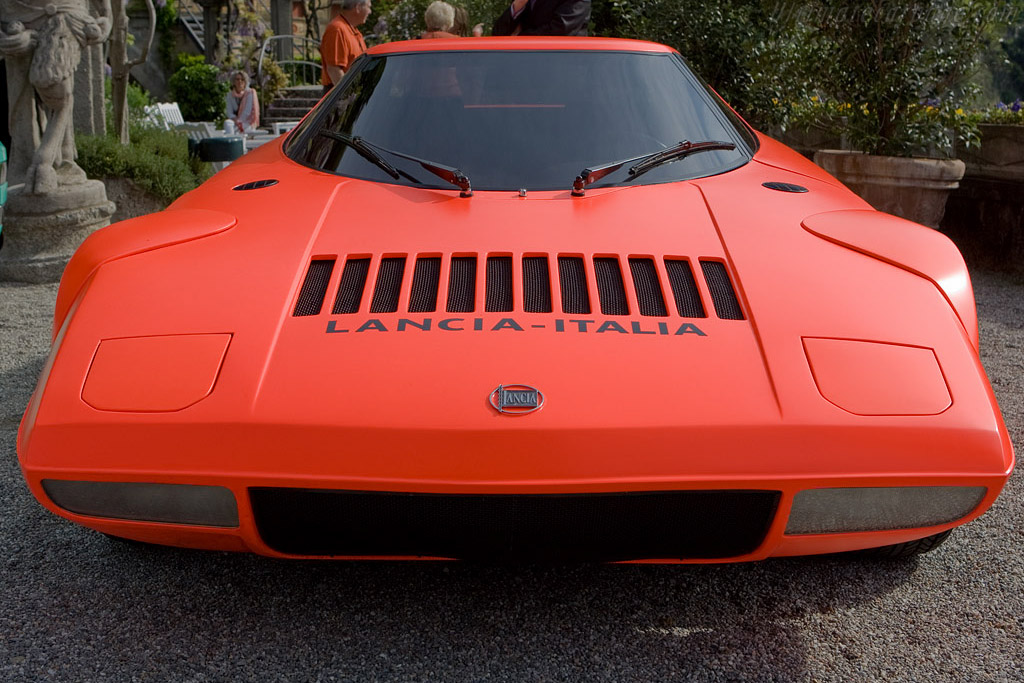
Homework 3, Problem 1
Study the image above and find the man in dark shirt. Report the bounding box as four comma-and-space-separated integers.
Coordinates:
492, 0, 590, 36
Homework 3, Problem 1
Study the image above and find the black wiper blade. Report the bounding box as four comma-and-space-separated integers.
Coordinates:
318, 130, 401, 180
318, 131, 473, 197
571, 139, 737, 196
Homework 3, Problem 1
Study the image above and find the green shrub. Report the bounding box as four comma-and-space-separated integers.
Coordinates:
104, 78, 153, 136
77, 128, 212, 205
168, 55, 229, 122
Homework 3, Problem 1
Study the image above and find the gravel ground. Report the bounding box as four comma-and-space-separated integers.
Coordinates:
0, 268, 1020, 683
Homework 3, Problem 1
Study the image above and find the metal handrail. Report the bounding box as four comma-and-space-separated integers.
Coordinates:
257, 34, 322, 86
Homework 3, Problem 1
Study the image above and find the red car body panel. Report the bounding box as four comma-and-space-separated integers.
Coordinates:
17, 39, 1014, 562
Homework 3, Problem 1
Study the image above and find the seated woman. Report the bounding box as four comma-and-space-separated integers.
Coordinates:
225, 71, 260, 135
421, 1, 459, 39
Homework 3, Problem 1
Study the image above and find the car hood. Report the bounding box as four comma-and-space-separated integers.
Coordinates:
67, 146, 980, 437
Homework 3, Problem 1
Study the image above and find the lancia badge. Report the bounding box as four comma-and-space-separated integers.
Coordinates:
489, 384, 544, 415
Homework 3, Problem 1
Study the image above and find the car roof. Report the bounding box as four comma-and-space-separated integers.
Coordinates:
367, 36, 678, 56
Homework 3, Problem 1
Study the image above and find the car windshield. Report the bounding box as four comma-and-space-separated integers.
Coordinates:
286, 50, 754, 192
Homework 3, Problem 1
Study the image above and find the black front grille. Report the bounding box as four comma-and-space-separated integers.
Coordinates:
249, 488, 780, 561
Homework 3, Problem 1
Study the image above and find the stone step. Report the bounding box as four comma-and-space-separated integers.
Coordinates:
269, 97, 320, 109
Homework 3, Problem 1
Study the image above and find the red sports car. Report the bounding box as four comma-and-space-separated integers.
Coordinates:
18, 38, 1014, 562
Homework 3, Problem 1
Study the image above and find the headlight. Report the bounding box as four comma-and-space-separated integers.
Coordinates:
42, 480, 239, 527
786, 486, 986, 534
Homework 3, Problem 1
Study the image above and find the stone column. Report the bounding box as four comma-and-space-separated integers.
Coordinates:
196, 0, 225, 63
270, 0, 293, 61
73, 42, 106, 136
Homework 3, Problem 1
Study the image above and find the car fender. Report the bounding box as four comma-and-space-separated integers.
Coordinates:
802, 209, 978, 350
53, 209, 236, 338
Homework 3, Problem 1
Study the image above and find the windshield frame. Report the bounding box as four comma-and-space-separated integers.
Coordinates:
284, 49, 757, 191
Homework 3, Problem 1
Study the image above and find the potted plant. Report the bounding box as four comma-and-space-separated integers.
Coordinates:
957, 100, 1024, 182
799, 0, 1003, 228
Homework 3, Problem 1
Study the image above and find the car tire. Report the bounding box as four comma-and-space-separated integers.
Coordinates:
854, 529, 953, 559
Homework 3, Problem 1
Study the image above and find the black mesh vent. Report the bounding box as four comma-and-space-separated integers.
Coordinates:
409, 257, 441, 313
232, 179, 279, 191
250, 488, 781, 561
369, 257, 406, 313
665, 260, 706, 318
700, 260, 745, 320
523, 257, 552, 313
594, 258, 628, 316
447, 257, 477, 312
486, 256, 514, 312
558, 257, 590, 314
292, 259, 335, 316
332, 258, 370, 314
628, 258, 668, 317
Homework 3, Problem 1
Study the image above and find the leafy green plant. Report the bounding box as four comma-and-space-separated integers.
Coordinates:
800, 0, 1008, 157
590, 0, 813, 128
973, 99, 1024, 123
76, 128, 212, 205
220, 2, 290, 104
169, 54, 229, 122
104, 78, 153, 136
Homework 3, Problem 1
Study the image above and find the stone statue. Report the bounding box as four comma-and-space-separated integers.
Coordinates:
0, 0, 111, 193
0, 0, 117, 283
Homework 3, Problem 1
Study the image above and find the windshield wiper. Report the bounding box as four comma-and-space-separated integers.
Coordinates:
571, 139, 736, 197
318, 131, 473, 197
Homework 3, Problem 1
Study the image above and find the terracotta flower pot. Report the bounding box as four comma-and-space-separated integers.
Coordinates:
813, 150, 965, 229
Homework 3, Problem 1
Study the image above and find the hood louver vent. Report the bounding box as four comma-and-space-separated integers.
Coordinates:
292, 259, 335, 316
700, 260, 745, 320
292, 253, 746, 321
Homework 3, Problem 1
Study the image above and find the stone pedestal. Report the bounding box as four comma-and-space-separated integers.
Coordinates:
814, 150, 965, 229
0, 180, 116, 283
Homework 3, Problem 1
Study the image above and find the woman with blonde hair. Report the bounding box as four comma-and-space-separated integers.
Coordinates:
225, 71, 260, 135
422, 1, 458, 39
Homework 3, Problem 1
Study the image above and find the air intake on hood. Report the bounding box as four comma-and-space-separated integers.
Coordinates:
629, 258, 667, 317
293, 259, 335, 316
594, 258, 629, 315
332, 257, 370, 314
558, 256, 590, 314
296, 253, 747, 322
409, 257, 441, 313
700, 260, 745, 320
486, 256, 513, 312
665, 259, 706, 318
370, 257, 406, 313
447, 257, 477, 312
523, 257, 552, 313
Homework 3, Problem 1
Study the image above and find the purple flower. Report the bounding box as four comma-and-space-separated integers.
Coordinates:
1012, 99, 1023, 113
997, 101, 1008, 110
